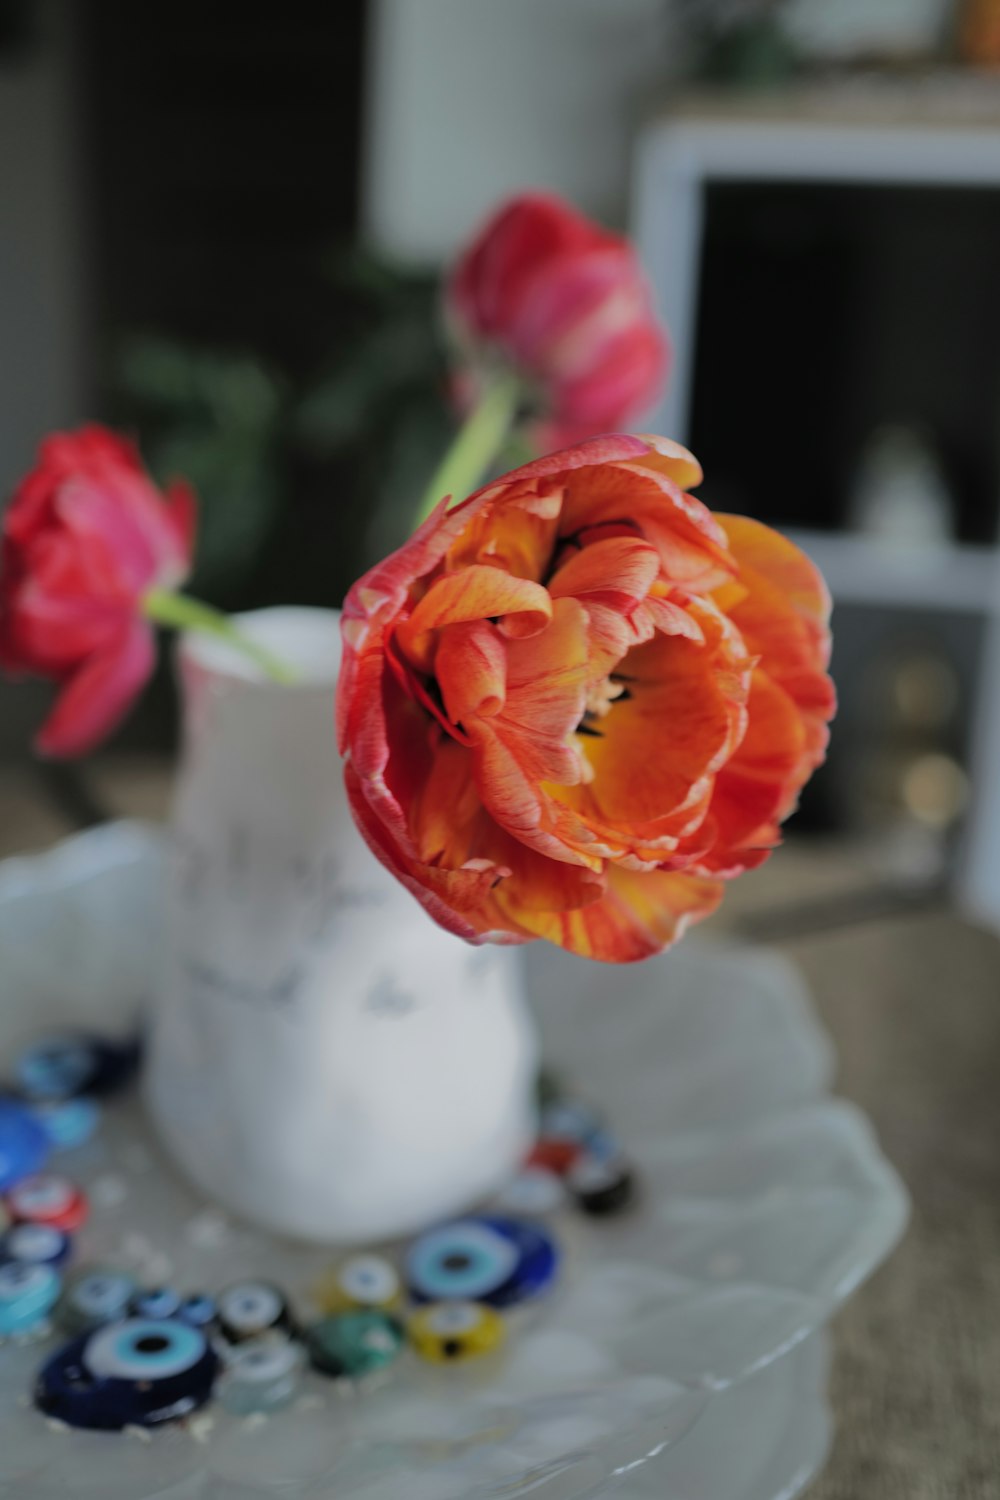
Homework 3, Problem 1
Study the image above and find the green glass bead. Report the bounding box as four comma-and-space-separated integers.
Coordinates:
305, 1310, 404, 1380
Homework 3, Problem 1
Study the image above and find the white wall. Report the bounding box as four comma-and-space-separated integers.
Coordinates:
363, 0, 672, 263
0, 3, 86, 496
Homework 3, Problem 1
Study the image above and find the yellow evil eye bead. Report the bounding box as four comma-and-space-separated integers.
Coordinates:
408, 1301, 506, 1365
314, 1254, 401, 1315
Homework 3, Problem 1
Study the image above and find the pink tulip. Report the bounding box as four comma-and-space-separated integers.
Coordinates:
0, 426, 195, 757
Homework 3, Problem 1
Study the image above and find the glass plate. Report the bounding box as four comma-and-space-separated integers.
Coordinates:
0, 824, 906, 1499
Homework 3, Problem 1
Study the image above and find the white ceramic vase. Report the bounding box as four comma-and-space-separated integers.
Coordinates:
145, 607, 538, 1244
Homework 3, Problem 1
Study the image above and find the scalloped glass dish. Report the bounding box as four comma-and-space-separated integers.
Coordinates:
0, 824, 907, 1499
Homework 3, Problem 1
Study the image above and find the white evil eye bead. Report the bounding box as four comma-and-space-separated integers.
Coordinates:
130, 1287, 182, 1320
567, 1152, 637, 1217
58, 1267, 136, 1334
0, 1223, 72, 1268
407, 1301, 506, 1364
407, 1216, 559, 1308
5, 1173, 88, 1232
217, 1281, 294, 1343
35, 1317, 218, 1430
0, 1261, 61, 1337
305, 1311, 404, 1379
315, 1254, 401, 1315
177, 1293, 218, 1331
29, 1098, 100, 1153
217, 1333, 305, 1414
494, 1166, 567, 1217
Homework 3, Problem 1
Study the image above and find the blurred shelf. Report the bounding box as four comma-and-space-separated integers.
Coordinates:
787, 530, 999, 614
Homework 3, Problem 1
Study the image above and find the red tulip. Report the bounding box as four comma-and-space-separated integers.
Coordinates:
338, 435, 834, 963
0, 426, 195, 757
447, 193, 669, 450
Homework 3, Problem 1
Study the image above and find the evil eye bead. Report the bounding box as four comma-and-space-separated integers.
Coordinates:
0, 1261, 61, 1338
0, 1098, 49, 1192
218, 1280, 295, 1343
526, 1139, 583, 1177
315, 1253, 401, 1315
29, 1098, 100, 1153
58, 1266, 137, 1334
35, 1316, 218, 1430
130, 1287, 182, 1320
5, 1173, 88, 1231
408, 1301, 506, 1365
407, 1215, 559, 1308
216, 1332, 305, 1415
540, 1099, 604, 1147
0, 1222, 72, 1268
16, 1031, 139, 1102
305, 1310, 404, 1380
494, 1165, 567, 1217
567, 1152, 637, 1217
177, 1293, 218, 1331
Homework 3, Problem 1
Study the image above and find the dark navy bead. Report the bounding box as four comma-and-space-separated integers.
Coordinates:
35, 1317, 218, 1430
407, 1215, 559, 1309
567, 1152, 637, 1217
0, 1223, 72, 1268
0, 1099, 49, 1192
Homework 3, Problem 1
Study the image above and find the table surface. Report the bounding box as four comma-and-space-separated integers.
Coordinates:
2, 755, 997, 1500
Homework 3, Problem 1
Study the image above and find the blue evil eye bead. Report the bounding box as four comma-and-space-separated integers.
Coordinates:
217, 1332, 306, 1414
5, 1173, 88, 1231
217, 1281, 295, 1344
0, 1261, 61, 1337
35, 1316, 219, 1430
494, 1165, 567, 1217
130, 1287, 181, 1320
567, 1151, 637, 1217
58, 1266, 137, 1335
0, 1223, 72, 1268
305, 1310, 404, 1380
406, 1215, 559, 1309
315, 1254, 401, 1316
28, 1098, 100, 1153
0, 1098, 49, 1192
540, 1099, 604, 1148
177, 1293, 218, 1331
408, 1301, 506, 1365
16, 1031, 140, 1103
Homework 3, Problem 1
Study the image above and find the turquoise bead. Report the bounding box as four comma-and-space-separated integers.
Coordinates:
0, 1261, 60, 1337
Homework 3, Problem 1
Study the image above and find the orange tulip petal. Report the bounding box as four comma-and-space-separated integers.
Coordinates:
396, 564, 552, 672
581, 596, 751, 826
513, 864, 724, 962
435, 620, 507, 723
559, 463, 735, 592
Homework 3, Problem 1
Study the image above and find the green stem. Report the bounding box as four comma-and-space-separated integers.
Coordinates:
413, 373, 522, 529
143, 589, 299, 684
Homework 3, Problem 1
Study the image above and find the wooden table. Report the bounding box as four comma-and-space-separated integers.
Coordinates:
2, 757, 997, 1498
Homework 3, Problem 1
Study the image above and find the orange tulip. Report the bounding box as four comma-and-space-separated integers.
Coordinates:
338, 436, 834, 963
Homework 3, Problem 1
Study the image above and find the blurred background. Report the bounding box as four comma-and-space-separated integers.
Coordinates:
7, 0, 1000, 921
